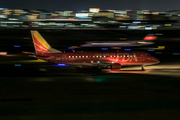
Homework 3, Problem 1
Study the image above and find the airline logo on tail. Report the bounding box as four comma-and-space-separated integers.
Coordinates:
31, 31, 61, 55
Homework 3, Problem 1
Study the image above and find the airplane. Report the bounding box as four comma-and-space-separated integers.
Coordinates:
30, 30, 160, 71
80, 34, 157, 48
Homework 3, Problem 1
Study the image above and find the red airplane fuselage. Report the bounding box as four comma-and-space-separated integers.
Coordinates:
36, 51, 159, 66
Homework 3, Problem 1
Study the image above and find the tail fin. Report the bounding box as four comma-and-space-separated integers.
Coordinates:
31, 30, 61, 55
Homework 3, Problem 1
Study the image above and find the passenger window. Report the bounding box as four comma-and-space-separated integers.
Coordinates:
72, 56, 74, 58
86, 56, 88, 58
82, 56, 84, 58
76, 56, 78, 58
69, 56, 71, 58
79, 56, 81, 58
96, 56, 98, 58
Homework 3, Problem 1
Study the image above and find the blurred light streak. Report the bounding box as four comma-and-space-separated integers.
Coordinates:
144, 36, 157, 40
106, 71, 149, 73
71, 46, 79, 48
39, 69, 47, 72
68, 47, 75, 50
124, 49, 131, 51
133, 21, 141, 24
112, 47, 121, 49
13, 45, 20, 48
14, 64, 21, 67
0, 52, 7, 55
148, 49, 155, 51
158, 46, 165, 49
102, 48, 108, 50
145, 27, 152, 30
58, 64, 68, 66
155, 52, 162, 54
173, 53, 180, 55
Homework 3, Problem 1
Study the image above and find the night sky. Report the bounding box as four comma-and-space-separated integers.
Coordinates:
1, 0, 180, 12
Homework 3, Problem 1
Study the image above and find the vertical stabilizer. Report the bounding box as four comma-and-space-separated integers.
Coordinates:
31, 30, 61, 55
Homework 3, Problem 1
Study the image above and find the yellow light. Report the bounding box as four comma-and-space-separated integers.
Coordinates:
158, 46, 165, 49
164, 24, 171, 26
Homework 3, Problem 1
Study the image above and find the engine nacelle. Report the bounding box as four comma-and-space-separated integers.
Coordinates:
111, 63, 121, 71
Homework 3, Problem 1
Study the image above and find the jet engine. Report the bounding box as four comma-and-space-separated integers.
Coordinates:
111, 63, 121, 71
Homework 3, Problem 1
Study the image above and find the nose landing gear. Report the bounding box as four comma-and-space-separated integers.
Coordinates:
141, 65, 145, 71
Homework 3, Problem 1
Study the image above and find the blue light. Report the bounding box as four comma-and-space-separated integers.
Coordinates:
14, 64, 21, 66
148, 49, 155, 52
68, 47, 74, 50
101, 48, 108, 50
58, 64, 68, 66
124, 49, 131, 51
14, 45, 21, 48
173, 53, 179, 55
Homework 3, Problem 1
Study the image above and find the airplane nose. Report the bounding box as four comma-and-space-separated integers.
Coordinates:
151, 57, 160, 63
